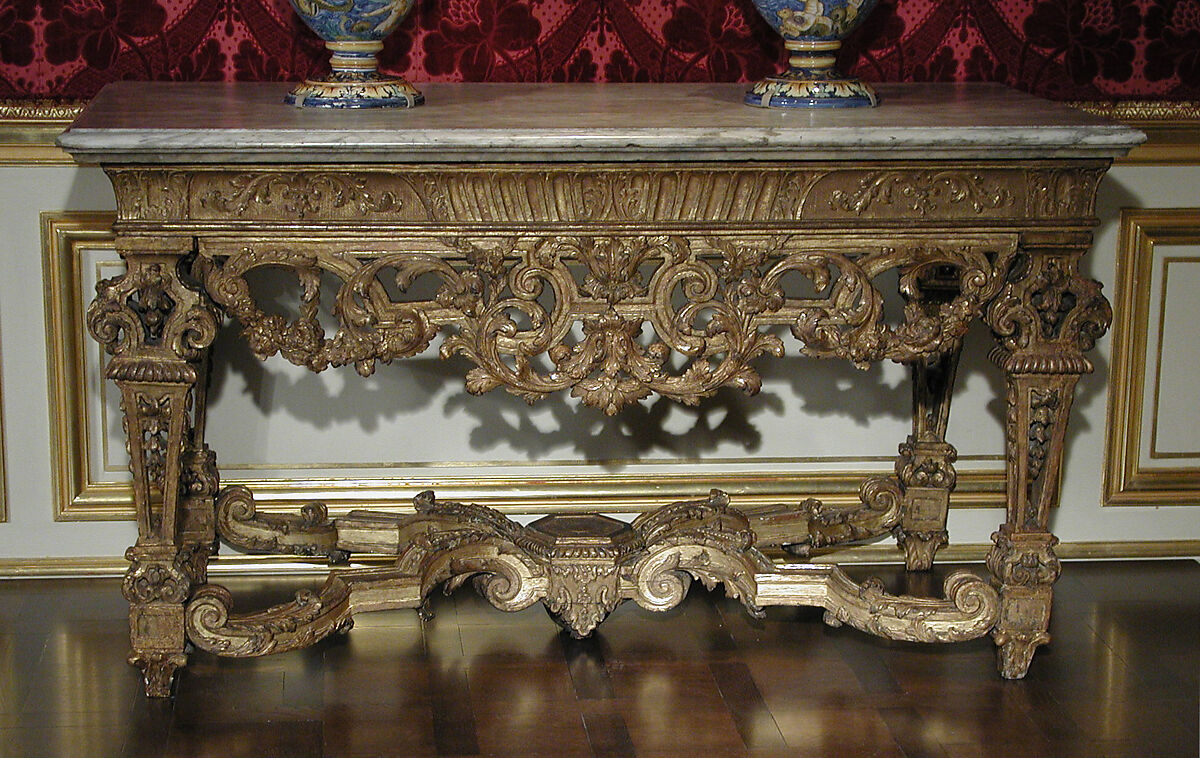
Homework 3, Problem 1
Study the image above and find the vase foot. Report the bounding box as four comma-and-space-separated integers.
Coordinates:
285, 73, 424, 109
745, 76, 878, 109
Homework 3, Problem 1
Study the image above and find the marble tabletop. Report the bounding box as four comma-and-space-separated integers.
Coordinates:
58, 82, 1145, 164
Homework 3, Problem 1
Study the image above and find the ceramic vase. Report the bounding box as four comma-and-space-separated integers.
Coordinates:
285, 0, 423, 108
746, 0, 880, 108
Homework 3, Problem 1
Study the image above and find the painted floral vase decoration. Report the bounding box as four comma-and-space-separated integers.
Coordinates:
746, 0, 880, 108
285, 0, 423, 108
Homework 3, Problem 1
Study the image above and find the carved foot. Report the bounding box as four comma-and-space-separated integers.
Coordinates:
130, 651, 187, 697
896, 528, 948, 571
987, 526, 1060, 678
995, 630, 1049, 679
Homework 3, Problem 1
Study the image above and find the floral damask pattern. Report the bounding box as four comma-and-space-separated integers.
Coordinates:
1, 0, 1197, 100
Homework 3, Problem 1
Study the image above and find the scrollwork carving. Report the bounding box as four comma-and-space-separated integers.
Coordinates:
775, 475, 904, 558
197, 172, 402, 219
182, 487, 1005, 657
985, 251, 1112, 373
88, 258, 219, 364
821, 570, 1000, 643
185, 582, 353, 657
896, 439, 957, 490
214, 485, 344, 561
202, 234, 1014, 414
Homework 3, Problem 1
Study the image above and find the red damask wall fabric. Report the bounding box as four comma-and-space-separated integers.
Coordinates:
0, 0, 1197, 101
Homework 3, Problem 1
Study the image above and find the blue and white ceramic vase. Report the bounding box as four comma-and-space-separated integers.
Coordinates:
746, 0, 880, 108
285, 0, 423, 108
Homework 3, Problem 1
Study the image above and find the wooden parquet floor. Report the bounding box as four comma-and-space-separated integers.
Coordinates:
0, 560, 1196, 757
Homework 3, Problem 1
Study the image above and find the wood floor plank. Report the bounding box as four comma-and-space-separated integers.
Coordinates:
0, 561, 1195, 756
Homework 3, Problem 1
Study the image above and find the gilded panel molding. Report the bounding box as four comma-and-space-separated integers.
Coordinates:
0, 100, 81, 166
1105, 208, 1200, 506
41, 211, 1006, 522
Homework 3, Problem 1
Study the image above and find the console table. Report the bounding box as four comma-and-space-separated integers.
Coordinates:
58, 82, 1143, 697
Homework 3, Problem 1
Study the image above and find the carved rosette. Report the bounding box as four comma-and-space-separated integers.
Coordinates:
123, 544, 201, 605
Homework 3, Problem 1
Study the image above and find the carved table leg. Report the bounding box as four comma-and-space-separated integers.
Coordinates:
895, 349, 960, 571
88, 244, 220, 696
984, 235, 1111, 678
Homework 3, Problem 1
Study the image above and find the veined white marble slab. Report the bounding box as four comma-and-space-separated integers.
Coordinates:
58, 82, 1144, 164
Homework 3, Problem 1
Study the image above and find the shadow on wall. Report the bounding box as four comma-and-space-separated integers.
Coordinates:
205, 304, 1058, 469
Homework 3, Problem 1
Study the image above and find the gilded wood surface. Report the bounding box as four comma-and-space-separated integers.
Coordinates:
85, 158, 1115, 693
105, 165, 1106, 224
185, 490, 999, 654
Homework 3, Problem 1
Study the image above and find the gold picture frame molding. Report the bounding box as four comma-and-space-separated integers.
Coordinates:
1105, 208, 1200, 506
3, 98, 1200, 166
43, 211, 1007, 521
0, 319, 8, 523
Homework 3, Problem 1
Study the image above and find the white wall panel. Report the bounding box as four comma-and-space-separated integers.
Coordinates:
2, 163, 1198, 562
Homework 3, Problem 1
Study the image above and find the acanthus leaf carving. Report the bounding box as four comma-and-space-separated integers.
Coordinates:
829, 170, 1014, 217
198, 172, 403, 219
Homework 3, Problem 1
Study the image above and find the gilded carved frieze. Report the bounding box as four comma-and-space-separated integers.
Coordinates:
105, 165, 1110, 226
199, 233, 1016, 414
